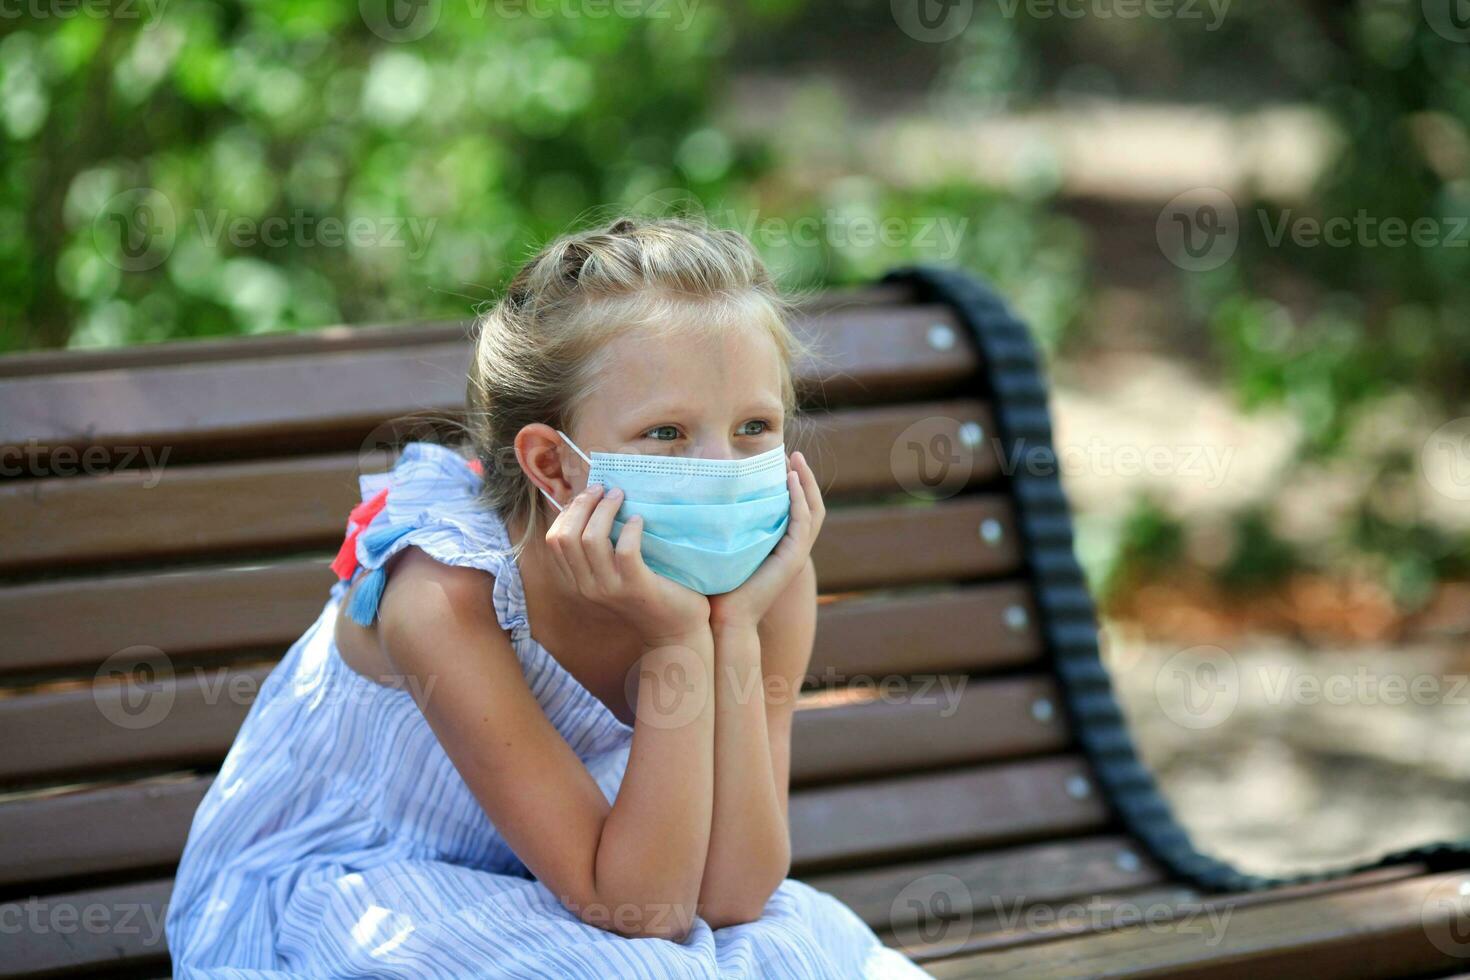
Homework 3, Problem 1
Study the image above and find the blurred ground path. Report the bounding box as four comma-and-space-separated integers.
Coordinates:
1051, 359, 1470, 874
1110, 634, 1470, 875
725, 83, 1335, 203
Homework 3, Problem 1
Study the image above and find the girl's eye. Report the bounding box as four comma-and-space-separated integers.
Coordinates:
739, 419, 771, 436
646, 425, 680, 442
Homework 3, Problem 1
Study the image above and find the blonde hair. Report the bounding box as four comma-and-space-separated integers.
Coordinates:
466, 216, 814, 560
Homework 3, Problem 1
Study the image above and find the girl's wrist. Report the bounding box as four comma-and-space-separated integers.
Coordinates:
710, 614, 761, 636
710, 618, 762, 672
638, 623, 712, 649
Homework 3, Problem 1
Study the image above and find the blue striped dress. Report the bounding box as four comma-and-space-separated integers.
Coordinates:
166, 442, 929, 979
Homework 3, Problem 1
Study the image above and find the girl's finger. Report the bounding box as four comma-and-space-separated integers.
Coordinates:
613, 512, 647, 574
794, 451, 825, 533
785, 464, 811, 544
558, 484, 604, 594
581, 487, 623, 587
544, 506, 578, 586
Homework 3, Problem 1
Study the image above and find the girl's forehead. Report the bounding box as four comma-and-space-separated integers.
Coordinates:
606, 322, 778, 378
593, 322, 783, 413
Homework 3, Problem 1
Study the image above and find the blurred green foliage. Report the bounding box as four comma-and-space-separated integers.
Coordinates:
2, 1, 743, 350
0, 1, 1085, 356
1029, 0, 1470, 607
1198, 2, 1470, 605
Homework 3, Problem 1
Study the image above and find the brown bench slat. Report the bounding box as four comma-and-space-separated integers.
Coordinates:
0, 320, 468, 378
0, 306, 973, 464
2, 501, 1025, 678
884, 884, 1201, 963
897, 884, 1201, 963
797, 399, 999, 496
926, 869, 1470, 980
807, 583, 1040, 684
2, 573, 1040, 682
0, 755, 1099, 890
0, 777, 207, 888
790, 676, 1069, 785
1, 668, 1066, 787
0, 286, 906, 379
0, 879, 173, 979
2, 559, 334, 677
806, 835, 1164, 933
811, 496, 1021, 593
0, 399, 998, 573
910, 865, 1426, 964
0, 454, 382, 575
0, 342, 469, 462
789, 756, 1107, 874
0, 665, 273, 784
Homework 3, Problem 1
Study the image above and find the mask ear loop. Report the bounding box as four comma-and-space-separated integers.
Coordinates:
537, 429, 592, 513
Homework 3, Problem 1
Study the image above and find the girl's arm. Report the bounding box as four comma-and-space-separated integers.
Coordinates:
698, 557, 816, 927
369, 487, 717, 942
699, 450, 825, 927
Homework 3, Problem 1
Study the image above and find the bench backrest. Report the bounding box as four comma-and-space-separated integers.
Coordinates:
0, 273, 1172, 975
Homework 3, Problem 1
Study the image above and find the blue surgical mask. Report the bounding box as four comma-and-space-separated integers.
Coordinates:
537, 430, 791, 595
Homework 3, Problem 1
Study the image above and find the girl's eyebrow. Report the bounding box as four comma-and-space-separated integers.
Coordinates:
742, 398, 785, 416
633, 398, 784, 421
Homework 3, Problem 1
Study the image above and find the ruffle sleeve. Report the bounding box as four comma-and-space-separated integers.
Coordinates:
331, 441, 528, 640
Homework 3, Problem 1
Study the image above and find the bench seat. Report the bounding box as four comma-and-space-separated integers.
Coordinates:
1, 269, 1466, 978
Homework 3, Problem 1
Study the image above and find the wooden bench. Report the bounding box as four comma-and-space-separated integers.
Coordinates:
2, 267, 1467, 979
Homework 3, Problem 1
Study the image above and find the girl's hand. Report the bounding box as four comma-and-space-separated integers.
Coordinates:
547, 483, 711, 644
708, 450, 825, 631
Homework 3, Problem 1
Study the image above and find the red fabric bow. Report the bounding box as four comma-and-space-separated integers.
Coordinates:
331, 487, 390, 581
330, 457, 482, 582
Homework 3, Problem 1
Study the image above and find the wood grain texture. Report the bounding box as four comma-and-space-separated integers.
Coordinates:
926, 869, 1470, 980
0, 305, 974, 464
788, 756, 1108, 874
0, 755, 1100, 891
0, 879, 173, 978
805, 835, 1164, 931
0, 668, 1067, 787
0, 399, 998, 573
1, 500, 1026, 678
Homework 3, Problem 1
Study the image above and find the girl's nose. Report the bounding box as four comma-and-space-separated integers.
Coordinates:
689, 439, 737, 461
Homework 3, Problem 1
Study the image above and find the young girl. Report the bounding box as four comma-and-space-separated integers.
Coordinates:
165, 218, 930, 978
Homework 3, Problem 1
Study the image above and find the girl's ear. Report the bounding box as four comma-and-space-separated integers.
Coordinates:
515, 424, 581, 509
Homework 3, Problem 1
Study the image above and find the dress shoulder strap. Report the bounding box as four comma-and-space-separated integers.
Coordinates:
332, 442, 520, 631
